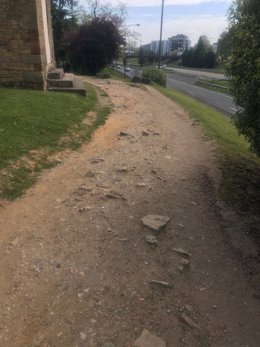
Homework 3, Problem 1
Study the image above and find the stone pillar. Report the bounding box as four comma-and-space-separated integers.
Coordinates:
0, 0, 55, 90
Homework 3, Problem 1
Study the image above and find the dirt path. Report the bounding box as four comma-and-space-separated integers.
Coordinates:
0, 80, 259, 347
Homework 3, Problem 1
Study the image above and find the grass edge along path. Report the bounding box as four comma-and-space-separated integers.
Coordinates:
154, 84, 260, 216
0, 85, 111, 200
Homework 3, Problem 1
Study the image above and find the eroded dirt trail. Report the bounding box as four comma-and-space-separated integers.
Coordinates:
0, 81, 259, 347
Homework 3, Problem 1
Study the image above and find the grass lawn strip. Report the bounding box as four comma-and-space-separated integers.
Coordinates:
0, 85, 111, 199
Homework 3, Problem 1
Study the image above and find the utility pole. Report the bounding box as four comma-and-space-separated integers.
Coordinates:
158, 0, 165, 69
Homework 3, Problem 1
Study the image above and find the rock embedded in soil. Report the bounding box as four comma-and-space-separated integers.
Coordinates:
179, 258, 190, 269
172, 247, 191, 257
133, 329, 166, 347
149, 280, 170, 288
141, 215, 170, 231
180, 313, 200, 330
146, 235, 158, 246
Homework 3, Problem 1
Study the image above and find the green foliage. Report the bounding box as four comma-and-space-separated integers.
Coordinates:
226, 0, 260, 155
96, 71, 111, 79
142, 68, 166, 87
51, 0, 79, 61
182, 36, 216, 68
69, 18, 124, 75
217, 30, 233, 62
138, 48, 146, 67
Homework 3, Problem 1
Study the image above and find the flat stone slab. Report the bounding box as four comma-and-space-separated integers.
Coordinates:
141, 215, 170, 231
133, 329, 166, 347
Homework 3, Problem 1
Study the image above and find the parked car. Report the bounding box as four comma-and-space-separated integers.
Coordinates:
126, 67, 131, 72
116, 65, 121, 69
162, 64, 167, 69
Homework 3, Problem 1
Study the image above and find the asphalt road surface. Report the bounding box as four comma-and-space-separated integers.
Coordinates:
167, 67, 226, 80
166, 73, 237, 116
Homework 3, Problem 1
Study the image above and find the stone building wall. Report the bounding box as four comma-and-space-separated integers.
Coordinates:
0, 0, 55, 90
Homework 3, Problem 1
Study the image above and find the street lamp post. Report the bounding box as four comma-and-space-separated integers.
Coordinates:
124, 24, 140, 77
158, 0, 165, 69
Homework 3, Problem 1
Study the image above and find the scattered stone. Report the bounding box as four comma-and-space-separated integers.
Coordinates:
74, 186, 93, 196
85, 170, 96, 177
119, 131, 131, 137
141, 215, 170, 231
104, 191, 127, 200
90, 157, 104, 164
173, 247, 191, 257
179, 258, 190, 269
136, 183, 147, 187
178, 266, 184, 272
180, 313, 200, 329
10, 238, 19, 246
142, 130, 150, 136
150, 280, 170, 287
185, 304, 193, 313
146, 235, 158, 246
190, 201, 197, 206
80, 332, 86, 341
102, 343, 116, 347
116, 167, 128, 173
133, 329, 166, 347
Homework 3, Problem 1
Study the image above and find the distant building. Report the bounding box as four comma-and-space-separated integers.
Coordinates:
151, 40, 160, 54
169, 34, 191, 55
143, 34, 191, 57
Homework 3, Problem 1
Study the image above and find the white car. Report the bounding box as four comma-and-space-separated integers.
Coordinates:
126, 67, 131, 72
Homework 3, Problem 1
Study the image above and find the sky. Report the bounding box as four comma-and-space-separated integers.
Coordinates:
81, 0, 233, 46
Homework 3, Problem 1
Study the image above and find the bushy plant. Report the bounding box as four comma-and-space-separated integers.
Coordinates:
142, 68, 166, 87
96, 71, 111, 79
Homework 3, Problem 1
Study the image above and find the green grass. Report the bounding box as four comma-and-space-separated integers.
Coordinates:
154, 84, 260, 215
196, 78, 230, 95
104, 68, 127, 81
0, 86, 110, 199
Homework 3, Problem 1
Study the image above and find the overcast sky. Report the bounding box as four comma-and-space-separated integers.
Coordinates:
81, 0, 232, 46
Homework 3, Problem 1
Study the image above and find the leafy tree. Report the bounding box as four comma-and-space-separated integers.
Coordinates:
51, 0, 79, 61
226, 0, 260, 154
145, 50, 156, 64
192, 36, 206, 68
69, 18, 124, 74
181, 36, 216, 68
138, 48, 146, 67
217, 30, 233, 62
205, 50, 216, 68
85, 0, 127, 28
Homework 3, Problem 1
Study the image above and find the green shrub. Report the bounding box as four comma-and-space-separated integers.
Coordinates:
96, 71, 111, 79
142, 68, 166, 87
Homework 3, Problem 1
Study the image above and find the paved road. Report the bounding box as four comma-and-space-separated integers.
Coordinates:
166, 67, 226, 80
114, 66, 237, 115
167, 74, 237, 116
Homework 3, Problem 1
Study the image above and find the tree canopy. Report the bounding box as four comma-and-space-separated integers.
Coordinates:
69, 18, 124, 74
181, 36, 216, 69
51, 0, 79, 61
225, 0, 260, 155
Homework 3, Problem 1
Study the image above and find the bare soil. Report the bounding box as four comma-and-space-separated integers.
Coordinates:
0, 80, 259, 347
